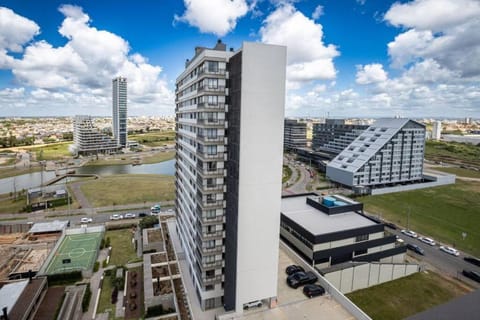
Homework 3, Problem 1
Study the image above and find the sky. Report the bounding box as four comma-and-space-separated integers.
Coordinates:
0, 0, 479, 118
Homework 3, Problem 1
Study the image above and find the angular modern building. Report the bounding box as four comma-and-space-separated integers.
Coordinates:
71, 115, 120, 156
175, 41, 286, 312
312, 119, 368, 155
112, 76, 127, 147
284, 119, 307, 151
326, 118, 425, 190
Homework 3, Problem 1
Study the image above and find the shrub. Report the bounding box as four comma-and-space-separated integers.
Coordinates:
82, 283, 91, 312
102, 259, 108, 268
93, 261, 100, 272
47, 271, 82, 285
111, 285, 118, 304
105, 237, 111, 248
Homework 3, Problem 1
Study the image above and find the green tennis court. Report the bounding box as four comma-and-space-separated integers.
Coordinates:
45, 232, 102, 274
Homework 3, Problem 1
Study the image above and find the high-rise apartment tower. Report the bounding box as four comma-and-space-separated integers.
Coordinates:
175, 41, 286, 312
112, 77, 127, 147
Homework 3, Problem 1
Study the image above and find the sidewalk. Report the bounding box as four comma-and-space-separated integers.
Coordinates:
82, 248, 110, 320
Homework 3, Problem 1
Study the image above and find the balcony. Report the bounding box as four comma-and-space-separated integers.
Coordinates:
197, 179, 224, 192
197, 85, 226, 94
196, 165, 224, 178
198, 68, 226, 76
196, 195, 224, 209
197, 118, 225, 126
196, 150, 225, 161
196, 134, 225, 143
202, 275, 223, 285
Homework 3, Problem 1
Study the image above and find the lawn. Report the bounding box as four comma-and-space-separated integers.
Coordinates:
425, 140, 480, 167
129, 131, 175, 147
97, 273, 115, 320
429, 166, 480, 179
106, 229, 138, 266
28, 142, 72, 160
359, 180, 480, 256
282, 165, 292, 183
80, 174, 175, 207
87, 150, 174, 166
0, 166, 41, 179
347, 271, 471, 320
0, 195, 27, 214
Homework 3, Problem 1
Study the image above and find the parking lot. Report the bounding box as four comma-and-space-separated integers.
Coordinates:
240, 247, 354, 320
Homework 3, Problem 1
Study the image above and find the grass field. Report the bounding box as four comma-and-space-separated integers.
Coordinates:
28, 142, 71, 160
45, 232, 102, 274
425, 140, 480, 167
87, 150, 174, 166
0, 194, 27, 214
429, 166, 480, 179
0, 166, 41, 179
129, 131, 175, 147
97, 274, 115, 320
80, 174, 174, 207
347, 271, 471, 320
106, 229, 138, 266
359, 181, 480, 256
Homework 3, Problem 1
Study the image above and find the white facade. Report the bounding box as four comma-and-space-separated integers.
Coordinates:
72, 115, 119, 155
112, 77, 127, 147
432, 121, 442, 140
175, 41, 286, 312
327, 118, 425, 188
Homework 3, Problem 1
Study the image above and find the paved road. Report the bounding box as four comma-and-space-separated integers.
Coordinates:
387, 226, 480, 288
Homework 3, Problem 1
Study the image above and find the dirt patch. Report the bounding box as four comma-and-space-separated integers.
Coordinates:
153, 279, 172, 296
124, 268, 143, 320
151, 253, 168, 264
152, 265, 170, 279
33, 286, 65, 320
147, 229, 163, 243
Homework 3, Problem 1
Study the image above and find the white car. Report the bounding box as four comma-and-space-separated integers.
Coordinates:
124, 213, 136, 219
401, 229, 418, 238
243, 300, 262, 310
110, 214, 123, 220
439, 246, 460, 256
80, 217, 92, 223
419, 236, 436, 246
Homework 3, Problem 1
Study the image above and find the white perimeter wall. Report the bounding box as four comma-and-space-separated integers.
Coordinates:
325, 261, 419, 294
235, 42, 286, 311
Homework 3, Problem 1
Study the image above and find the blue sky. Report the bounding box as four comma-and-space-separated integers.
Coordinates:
0, 0, 479, 117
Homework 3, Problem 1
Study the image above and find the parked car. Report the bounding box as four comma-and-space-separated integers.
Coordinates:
243, 300, 262, 310
439, 246, 459, 256
80, 217, 92, 223
110, 214, 123, 220
287, 271, 317, 289
464, 256, 480, 267
285, 265, 305, 275
462, 270, 480, 283
138, 212, 147, 218
407, 243, 425, 255
303, 284, 325, 298
419, 236, 436, 246
124, 212, 136, 219
396, 236, 404, 244
401, 229, 418, 238
384, 222, 397, 230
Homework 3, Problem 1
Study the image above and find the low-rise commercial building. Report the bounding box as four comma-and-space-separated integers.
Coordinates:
280, 193, 405, 269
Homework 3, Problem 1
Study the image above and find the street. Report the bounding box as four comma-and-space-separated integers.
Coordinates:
388, 226, 480, 289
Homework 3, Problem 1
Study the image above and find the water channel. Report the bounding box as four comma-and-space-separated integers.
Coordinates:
0, 159, 175, 194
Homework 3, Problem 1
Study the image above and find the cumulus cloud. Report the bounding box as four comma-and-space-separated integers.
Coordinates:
0, 7, 40, 68
312, 5, 323, 20
174, 0, 249, 37
356, 64, 388, 85
260, 3, 339, 83
385, 0, 480, 78
1, 5, 173, 115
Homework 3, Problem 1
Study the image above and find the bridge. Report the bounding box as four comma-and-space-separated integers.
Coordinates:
44, 174, 99, 186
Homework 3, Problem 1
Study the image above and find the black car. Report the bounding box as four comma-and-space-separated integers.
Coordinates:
462, 270, 480, 283
407, 243, 425, 255
138, 212, 147, 217
287, 271, 317, 289
464, 256, 480, 267
285, 265, 304, 275
303, 284, 325, 298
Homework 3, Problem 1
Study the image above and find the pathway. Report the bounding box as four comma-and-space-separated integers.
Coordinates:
70, 181, 95, 211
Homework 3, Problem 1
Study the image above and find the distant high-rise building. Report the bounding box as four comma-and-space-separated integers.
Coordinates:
284, 119, 307, 151
72, 115, 120, 155
432, 121, 442, 140
175, 41, 286, 312
327, 118, 425, 189
112, 77, 127, 147
312, 119, 368, 155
